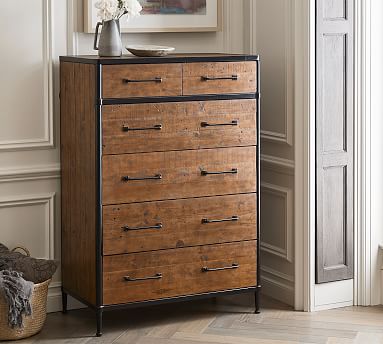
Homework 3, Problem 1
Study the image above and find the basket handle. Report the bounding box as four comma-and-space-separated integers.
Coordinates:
11, 246, 31, 257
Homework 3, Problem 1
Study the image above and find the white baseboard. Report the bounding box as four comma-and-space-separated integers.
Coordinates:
47, 283, 86, 313
261, 267, 294, 306
313, 279, 354, 311
380, 245, 383, 305
381, 269, 383, 305
313, 300, 353, 311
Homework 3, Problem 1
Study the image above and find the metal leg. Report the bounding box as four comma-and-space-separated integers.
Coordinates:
96, 308, 103, 337
254, 289, 261, 314
62, 290, 68, 314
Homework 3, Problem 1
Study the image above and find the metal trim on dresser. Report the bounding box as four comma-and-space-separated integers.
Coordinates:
95, 63, 103, 336
60, 54, 261, 337
255, 58, 261, 314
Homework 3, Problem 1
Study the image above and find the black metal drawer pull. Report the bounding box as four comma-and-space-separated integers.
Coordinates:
201, 75, 238, 81
201, 168, 238, 176
201, 263, 239, 272
123, 77, 162, 83
124, 273, 162, 282
122, 124, 162, 132
122, 223, 163, 231
122, 174, 162, 182
202, 216, 239, 224
201, 120, 238, 128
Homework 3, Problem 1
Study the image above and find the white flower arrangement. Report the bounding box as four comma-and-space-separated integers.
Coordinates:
95, 0, 142, 22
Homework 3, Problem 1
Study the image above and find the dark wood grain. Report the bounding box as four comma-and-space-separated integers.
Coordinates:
103, 241, 257, 305
183, 62, 257, 95
102, 64, 182, 98
102, 146, 257, 205
102, 99, 257, 155
60, 62, 97, 305
103, 193, 257, 255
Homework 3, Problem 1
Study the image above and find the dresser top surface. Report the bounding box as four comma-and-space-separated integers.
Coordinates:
59, 53, 259, 65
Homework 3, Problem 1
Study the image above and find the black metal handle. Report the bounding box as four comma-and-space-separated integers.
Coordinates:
202, 216, 239, 224
201, 120, 238, 128
201, 75, 238, 81
201, 168, 238, 176
201, 263, 239, 272
93, 22, 102, 50
122, 174, 162, 182
124, 273, 162, 282
123, 77, 162, 83
122, 223, 163, 231
122, 124, 162, 132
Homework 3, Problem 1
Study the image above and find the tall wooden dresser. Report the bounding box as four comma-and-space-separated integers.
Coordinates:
59, 54, 260, 336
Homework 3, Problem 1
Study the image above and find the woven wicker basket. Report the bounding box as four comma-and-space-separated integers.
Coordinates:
0, 247, 51, 341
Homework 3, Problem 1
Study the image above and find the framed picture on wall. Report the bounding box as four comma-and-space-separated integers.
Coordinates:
84, 0, 222, 33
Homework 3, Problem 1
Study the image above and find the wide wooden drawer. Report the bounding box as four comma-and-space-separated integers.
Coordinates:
102, 64, 182, 98
102, 146, 257, 205
102, 99, 257, 155
103, 193, 257, 255
183, 62, 257, 95
103, 241, 257, 305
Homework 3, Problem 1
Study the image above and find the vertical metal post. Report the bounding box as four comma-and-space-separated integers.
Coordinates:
61, 289, 68, 314
96, 308, 103, 337
256, 57, 261, 314
95, 62, 104, 336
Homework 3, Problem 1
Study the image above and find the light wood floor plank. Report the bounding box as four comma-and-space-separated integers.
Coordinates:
3, 297, 383, 344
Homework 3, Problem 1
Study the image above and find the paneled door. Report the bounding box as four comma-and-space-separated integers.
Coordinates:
316, 0, 354, 283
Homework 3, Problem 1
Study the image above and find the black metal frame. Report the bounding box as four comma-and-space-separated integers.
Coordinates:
60, 55, 261, 336
255, 59, 261, 314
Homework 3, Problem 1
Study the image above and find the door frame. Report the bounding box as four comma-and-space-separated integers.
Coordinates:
293, 0, 315, 311
294, 0, 371, 310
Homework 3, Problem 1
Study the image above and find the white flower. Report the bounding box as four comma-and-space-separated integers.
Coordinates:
95, 0, 142, 21
122, 0, 142, 20
95, 0, 119, 21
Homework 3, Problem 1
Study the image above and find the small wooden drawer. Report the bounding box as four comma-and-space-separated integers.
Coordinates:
103, 193, 257, 255
103, 241, 257, 305
102, 64, 182, 98
183, 62, 257, 95
102, 146, 257, 205
102, 99, 257, 154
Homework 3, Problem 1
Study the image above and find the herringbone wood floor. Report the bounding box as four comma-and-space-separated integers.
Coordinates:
5, 295, 383, 344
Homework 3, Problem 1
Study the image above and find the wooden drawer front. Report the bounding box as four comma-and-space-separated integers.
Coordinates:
102, 146, 257, 205
103, 193, 257, 255
102, 100, 257, 155
103, 241, 257, 305
183, 62, 257, 95
102, 64, 182, 98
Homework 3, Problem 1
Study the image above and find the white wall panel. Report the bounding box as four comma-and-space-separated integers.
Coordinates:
0, 0, 53, 150
256, 0, 293, 146
255, 0, 296, 306
261, 183, 293, 262
370, 0, 383, 306
0, 194, 55, 259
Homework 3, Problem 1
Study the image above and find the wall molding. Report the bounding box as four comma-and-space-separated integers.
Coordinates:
222, 0, 245, 54
0, 0, 54, 151
261, 265, 294, 306
354, 0, 372, 307
260, 0, 294, 146
261, 182, 294, 263
47, 282, 85, 313
0, 164, 61, 183
261, 154, 295, 175
0, 193, 55, 260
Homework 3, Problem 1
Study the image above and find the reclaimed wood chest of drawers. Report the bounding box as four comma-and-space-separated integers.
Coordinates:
59, 54, 260, 336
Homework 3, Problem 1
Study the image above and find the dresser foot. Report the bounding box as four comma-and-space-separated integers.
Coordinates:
96, 308, 103, 337
254, 290, 261, 314
62, 290, 68, 314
